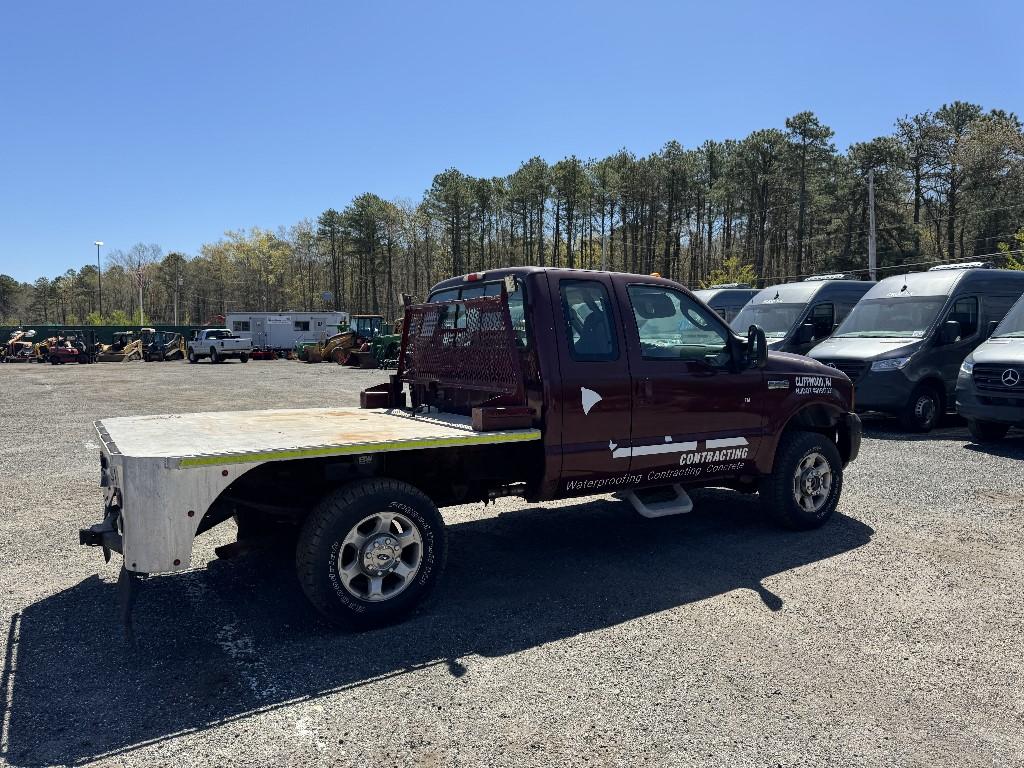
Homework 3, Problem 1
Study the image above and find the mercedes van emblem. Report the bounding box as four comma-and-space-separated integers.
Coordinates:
1002, 368, 1021, 387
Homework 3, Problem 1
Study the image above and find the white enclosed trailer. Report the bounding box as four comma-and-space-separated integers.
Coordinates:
226, 311, 348, 350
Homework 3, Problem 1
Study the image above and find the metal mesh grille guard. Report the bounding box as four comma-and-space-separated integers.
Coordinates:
398, 293, 525, 400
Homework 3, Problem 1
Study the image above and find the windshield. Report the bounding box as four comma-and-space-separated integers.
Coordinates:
353, 318, 383, 336
731, 303, 804, 338
993, 296, 1024, 338
833, 297, 946, 338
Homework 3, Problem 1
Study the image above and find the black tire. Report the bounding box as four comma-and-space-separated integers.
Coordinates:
239, 353, 249, 363
899, 385, 942, 432
296, 478, 447, 630
760, 430, 843, 530
210, 347, 220, 363
967, 419, 1010, 443
50, 358, 59, 365
188, 350, 197, 364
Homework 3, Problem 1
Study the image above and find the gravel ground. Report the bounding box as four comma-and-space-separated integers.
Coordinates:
0, 359, 1022, 768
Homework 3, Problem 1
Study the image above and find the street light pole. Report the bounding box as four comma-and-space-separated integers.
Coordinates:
94, 241, 104, 316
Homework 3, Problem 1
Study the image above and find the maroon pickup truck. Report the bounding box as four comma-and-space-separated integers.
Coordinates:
80, 266, 861, 632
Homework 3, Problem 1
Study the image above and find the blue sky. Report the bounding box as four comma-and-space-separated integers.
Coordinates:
2, 0, 1021, 282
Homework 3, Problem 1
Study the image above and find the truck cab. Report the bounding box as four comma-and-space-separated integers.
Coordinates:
810, 263, 1024, 431
730, 276, 874, 356
187, 328, 252, 364
80, 267, 861, 632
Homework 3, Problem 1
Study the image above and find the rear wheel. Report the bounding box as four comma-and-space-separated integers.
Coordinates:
900, 385, 941, 433
239, 352, 249, 363
967, 419, 1010, 443
760, 431, 843, 530
296, 479, 447, 630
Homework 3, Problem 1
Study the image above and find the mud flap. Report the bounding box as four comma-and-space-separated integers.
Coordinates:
117, 566, 143, 643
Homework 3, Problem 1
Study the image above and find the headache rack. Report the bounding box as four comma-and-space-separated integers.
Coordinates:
361, 288, 533, 430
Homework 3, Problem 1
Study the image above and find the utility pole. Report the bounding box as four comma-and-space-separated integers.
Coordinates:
174, 272, 182, 325
867, 170, 877, 281
137, 267, 145, 326
94, 241, 104, 316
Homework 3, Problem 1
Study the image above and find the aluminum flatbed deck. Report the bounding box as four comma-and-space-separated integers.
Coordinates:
96, 407, 541, 467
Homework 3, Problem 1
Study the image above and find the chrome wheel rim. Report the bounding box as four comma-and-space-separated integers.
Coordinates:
337, 511, 423, 602
792, 451, 833, 514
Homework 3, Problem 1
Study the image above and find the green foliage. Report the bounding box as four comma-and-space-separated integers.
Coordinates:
14, 103, 1024, 323
107, 309, 131, 325
85, 311, 104, 325
703, 257, 757, 288
997, 229, 1024, 270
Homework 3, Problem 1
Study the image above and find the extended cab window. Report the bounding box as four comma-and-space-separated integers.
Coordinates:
947, 297, 978, 338
628, 285, 729, 362
560, 280, 618, 361
427, 279, 530, 348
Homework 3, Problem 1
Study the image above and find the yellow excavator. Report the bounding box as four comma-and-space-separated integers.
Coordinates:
2, 330, 38, 362
96, 328, 153, 362
300, 315, 386, 364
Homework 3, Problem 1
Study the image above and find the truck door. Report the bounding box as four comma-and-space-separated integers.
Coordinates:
549, 273, 634, 491
614, 278, 764, 482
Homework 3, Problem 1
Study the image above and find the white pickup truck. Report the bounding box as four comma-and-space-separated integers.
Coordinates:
187, 328, 251, 364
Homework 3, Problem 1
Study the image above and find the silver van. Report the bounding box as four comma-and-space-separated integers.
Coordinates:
730, 275, 874, 356
810, 263, 1024, 431
955, 292, 1024, 442
692, 284, 759, 323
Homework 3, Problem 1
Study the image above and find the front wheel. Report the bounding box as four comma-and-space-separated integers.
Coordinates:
296, 478, 447, 630
968, 419, 1010, 443
760, 431, 843, 530
210, 347, 220, 363
900, 385, 941, 432
188, 349, 197, 363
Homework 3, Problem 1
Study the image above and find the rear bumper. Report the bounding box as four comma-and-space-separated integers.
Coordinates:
839, 412, 862, 466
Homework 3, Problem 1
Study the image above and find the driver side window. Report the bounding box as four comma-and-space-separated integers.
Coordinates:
627, 285, 729, 362
947, 297, 978, 339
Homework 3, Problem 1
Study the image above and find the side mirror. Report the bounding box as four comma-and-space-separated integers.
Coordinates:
938, 320, 961, 345
747, 325, 768, 369
795, 323, 815, 344
987, 320, 999, 337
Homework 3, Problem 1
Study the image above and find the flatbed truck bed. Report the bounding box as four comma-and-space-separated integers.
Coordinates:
97, 407, 541, 466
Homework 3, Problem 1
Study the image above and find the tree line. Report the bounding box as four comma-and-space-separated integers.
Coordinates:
3, 101, 1024, 327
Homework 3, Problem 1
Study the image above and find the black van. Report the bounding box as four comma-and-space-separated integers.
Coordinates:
810, 263, 1024, 431
692, 284, 759, 322
955, 292, 1024, 442
729, 275, 874, 355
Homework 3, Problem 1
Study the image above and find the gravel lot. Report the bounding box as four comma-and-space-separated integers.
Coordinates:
1, 359, 1022, 767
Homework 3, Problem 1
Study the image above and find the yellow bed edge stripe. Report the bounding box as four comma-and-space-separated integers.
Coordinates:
178, 430, 541, 468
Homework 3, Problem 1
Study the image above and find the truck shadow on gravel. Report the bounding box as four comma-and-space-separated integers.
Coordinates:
1, 492, 873, 767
